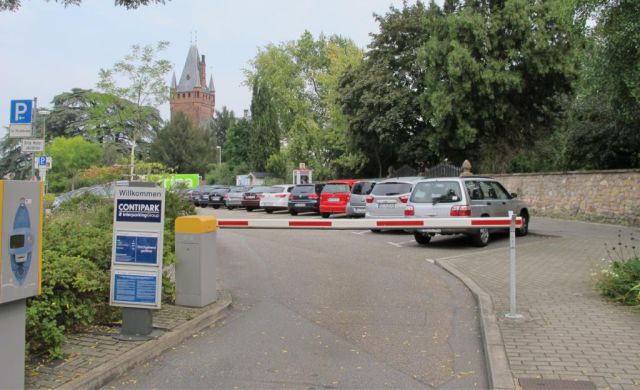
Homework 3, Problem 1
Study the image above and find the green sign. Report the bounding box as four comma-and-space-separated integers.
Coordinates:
151, 174, 200, 189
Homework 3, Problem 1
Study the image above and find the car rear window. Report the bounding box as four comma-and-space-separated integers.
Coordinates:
323, 184, 350, 193
250, 186, 274, 193
411, 181, 463, 203
292, 185, 315, 195
230, 187, 246, 192
352, 181, 375, 195
371, 182, 412, 196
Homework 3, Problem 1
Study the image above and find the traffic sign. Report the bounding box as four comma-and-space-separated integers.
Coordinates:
33, 156, 52, 170
9, 100, 33, 138
20, 139, 44, 153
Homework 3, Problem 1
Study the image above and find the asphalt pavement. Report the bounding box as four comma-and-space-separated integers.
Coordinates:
104, 208, 500, 389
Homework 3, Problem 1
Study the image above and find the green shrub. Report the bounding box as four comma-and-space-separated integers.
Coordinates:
597, 258, 640, 306
26, 190, 195, 360
597, 232, 640, 307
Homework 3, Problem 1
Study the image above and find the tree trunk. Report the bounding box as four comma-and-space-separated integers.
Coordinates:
129, 138, 136, 180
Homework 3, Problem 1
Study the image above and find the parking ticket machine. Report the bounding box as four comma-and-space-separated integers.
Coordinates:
0, 180, 43, 389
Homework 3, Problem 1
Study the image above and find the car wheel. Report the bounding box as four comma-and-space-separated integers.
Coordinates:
266, 208, 273, 214
213, 205, 220, 209
227, 206, 233, 210
471, 228, 490, 247
516, 211, 529, 237
321, 213, 330, 218
413, 232, 431, 245
290, 210, 298, 216
247, 208, 254, 212
370, 229, 382, 233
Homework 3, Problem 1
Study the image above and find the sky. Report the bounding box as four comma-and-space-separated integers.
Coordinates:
0, 0, 417, 136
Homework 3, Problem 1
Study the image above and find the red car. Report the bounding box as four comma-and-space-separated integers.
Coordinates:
319, 179, 359, 218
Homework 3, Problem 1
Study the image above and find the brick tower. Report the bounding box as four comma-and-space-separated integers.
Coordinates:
170, 45, 215, 125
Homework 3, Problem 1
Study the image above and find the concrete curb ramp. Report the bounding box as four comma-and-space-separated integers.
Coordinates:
435, 260, 516, 390
59, 290, 232, 390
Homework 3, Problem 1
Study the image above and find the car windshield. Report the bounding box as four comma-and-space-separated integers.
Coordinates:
411, 181, 462, 204
371, 182, 412, 196
352, 182, 375, 195
292, 185, 315, 195
323, 184, 349, 193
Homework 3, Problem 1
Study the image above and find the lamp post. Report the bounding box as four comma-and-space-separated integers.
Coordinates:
216, 146, 222, 165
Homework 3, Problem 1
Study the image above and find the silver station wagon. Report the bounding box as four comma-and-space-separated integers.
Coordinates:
406, 177, 530, 246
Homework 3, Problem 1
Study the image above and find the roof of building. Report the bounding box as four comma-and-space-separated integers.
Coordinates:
176, 45, 214, 94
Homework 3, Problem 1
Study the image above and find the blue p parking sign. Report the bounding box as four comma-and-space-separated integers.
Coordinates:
10, 100, 33, 124
38, 156, 47, 167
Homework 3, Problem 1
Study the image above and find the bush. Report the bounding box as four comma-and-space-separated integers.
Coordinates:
26, 190, 195, 360
597, 232, 640, 307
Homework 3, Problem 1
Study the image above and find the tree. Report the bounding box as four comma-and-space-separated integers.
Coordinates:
224, 118, 253, 170
47, 137, 102, 192
419, 0, 577, 172
97, 41, 172, 178
149, 112, 214, 175
1, 0, 167, 12
244, 31, 363, 179
45, 89, 162, 164
338, 2, 436, 177
208, 107, 236, 148
0, 133, 31, 180
564, 0, 640, 169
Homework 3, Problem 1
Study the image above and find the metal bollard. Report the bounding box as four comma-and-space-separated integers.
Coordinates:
175, 216, 218, 307
505, 211, 523, 319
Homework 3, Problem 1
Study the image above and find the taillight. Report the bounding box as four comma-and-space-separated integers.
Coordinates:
308, 193, 319, 199
366, 196, 374, 203
257, 194, 263, 200
276, 194, 287, 198
450, 205, 471, 217
224, 193, 229, 200
404, 205, 415, 217
399, 195, 409, 203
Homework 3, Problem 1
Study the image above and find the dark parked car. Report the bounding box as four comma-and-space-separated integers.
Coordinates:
207, 187, 231, 208
241, 186, 278, 212
288, 183, 326, 215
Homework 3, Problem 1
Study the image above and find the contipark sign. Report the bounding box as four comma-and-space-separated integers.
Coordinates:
110, 183, 165, 309
116, 199, 162, 223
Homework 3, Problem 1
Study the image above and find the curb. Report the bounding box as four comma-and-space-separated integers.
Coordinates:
435, 260, 516, 390
58, 290, 232, 390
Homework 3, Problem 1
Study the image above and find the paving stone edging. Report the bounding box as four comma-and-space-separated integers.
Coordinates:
435, 260, 516, 390
57, 290, 232, 390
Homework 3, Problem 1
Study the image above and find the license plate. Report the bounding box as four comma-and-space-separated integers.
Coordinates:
214, 197, 221, 201
354, 207, 365, 212
295, 203, 305, 207
378, 203, 395, 208
247, 196, 255, 200
329, 197, 339, 202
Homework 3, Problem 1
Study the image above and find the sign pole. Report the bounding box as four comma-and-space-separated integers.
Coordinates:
31, 98, 37, 180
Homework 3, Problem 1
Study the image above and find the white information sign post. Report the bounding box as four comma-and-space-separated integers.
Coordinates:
109, 182, 165, 339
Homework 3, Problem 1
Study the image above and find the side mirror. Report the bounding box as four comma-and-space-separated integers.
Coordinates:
510, 193, 518, 198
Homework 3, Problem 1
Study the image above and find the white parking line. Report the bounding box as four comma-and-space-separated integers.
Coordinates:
350, 231, 369, 235
425, 258, 435, 264
386, 240, 415, 248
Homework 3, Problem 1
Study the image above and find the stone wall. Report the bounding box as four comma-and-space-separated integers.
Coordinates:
491, 170, 640, 226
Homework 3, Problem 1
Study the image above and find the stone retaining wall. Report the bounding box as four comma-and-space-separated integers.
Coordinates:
490, 170, 640, 226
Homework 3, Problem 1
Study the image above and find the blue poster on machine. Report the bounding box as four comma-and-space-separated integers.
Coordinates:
112, 271, 158, 305
115, 231, 159, 265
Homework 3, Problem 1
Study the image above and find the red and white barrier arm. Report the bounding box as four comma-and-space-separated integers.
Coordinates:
217, 217, 522, 230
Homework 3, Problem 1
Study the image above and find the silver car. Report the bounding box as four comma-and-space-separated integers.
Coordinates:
224, 186, 251, 209
346, 180, 376, 217
365, 178, 422, 221
407, 177, 530, 247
